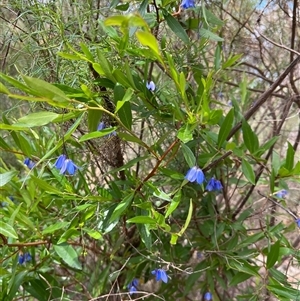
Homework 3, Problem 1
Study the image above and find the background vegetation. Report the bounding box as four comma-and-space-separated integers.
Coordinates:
0, 0, 299, 300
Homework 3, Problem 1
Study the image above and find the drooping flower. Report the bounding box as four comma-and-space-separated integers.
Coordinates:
24, 158, 35, 169
97, 121, 106, 131
146, 81, 156, 92
54, 154, 79, 175
151, 269, 168, 283
54, 154, 66, 170
181, 0, 195, 9
295, 218, 300, 228
127, 278, 139, 295
204, 292, 212, 301
276, 190, 288, 198
60, 159, 79, 175
185, 166, 205, 185
206, 177, 223, 191
18, 252, 32, 264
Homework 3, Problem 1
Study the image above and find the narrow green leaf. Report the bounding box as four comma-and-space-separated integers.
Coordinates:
218, 108, 234, 148
80, 43, 94, 61
104, 15, 128, 26
165, 192, 181, 218
15, 112, 59, 127
127, 216, 156, 224
115, 88, 133, 113
57, 52, 82, 60
110, 193, 134, 221
22, 75, 69, 103
79, 127, 117, 142
178, 199, 193, 236
284, 142, 294, 171
0, 221, 18, 239
228, 259, 260, 277
229, 272, 252, 286
0, 72, 32, 93
242, 119, 259, 154
177, 124, 194, 143
0, 124, 28, 131
266, 240, 281, 269
42, 222, 70, 235
53, 243, 82, 270
30, 176, 62, 194
0, 171, 18, 187
118, 101, 132, 129
254, 136, 278, 157
181, 143, 196, 167
0, 82, 9, 94
136, 30, 161, 57
164, 12, 189, 44
199, 28, 223, 41
267, 284, 299, 299
118, 132, 146, 147
96, 50, 115, 82
242, 159, 256, 185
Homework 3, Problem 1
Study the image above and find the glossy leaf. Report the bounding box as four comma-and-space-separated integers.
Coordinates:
164, 12, 189, 44
242, 119, 259, 154
53, 243, 82, 270
242, 159, 256, 185
218, 108, 234, 148
0, 221, 18, 239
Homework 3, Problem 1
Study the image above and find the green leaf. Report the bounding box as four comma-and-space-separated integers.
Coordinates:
135, 30, 161, 58
177, 199, 193, 237
199, 27, 223, 41
79, 127, 117, 142
83, 228, 102, 240
203, 7, 224, 26
222, 54, 243, 69
15, 112, 59, 127
42, 222, 70, 235
0, 221, 18, 239
266, 240, 281, 269
228, 259, 260, 276
229, 272, 252, 286
110, 192, 134, 221
80, 43, 94, 61
164, 12, 189, 44
284, 142, 294, 171
267, 284, 299, 299
0, 124, 29, 131
218, 108, 234, 148
254, 136, 278, 157
96, 50, 115, 82
127, 216, 156, 224
165, 192, 181, 218
104, 15, 128, 26
53, 243, 82, 270
22, 75, 69, 103
242, 159, 256, 185
0, 82, 9, 94
115, 88, 133, 113
181, 143, 196, 167
242, 119, 259, 154
0, 170, 18, 187
118, 101, 132, 130
177, 124, 194, 143
30, 176, 62, 194
57, 52, 82, 60
0, 72, 32, 93
118, 132, 146, 147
